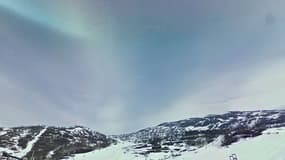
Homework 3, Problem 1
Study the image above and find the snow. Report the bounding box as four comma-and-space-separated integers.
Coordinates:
47, 150, 55, 159
66, 142, 139, 160
247, 118, 258, 128
182, 127, 285, 160
14, 127, 47, 158
185, 126, 209, 131
68, 127, 285, 160
211, 135, 225, 147
0, 146, 13, 154
0, 130, 8, 136
67, 126, 86, 135
0, 128, 30, 154
267, 113, 280, 119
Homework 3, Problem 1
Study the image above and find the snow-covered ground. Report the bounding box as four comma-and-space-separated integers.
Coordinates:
68, 127, 285, 160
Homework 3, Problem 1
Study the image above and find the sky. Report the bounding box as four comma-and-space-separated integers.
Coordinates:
0, 0, 285, 134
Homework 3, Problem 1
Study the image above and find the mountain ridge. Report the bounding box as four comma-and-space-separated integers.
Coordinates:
0, 125, 113, 159
1, 109, 285, 159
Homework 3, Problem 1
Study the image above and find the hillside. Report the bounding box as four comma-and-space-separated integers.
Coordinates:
1, 109, 285, 160
0, 126, 112, 159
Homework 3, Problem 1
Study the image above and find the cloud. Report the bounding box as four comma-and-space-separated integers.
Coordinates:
227, 58, 285, 109
0, 6, 135, 134
143, 54, 285, 128
0, 47, 134, 134
1, 0, 285, 134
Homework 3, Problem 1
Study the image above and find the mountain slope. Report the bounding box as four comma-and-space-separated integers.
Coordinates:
0, 126, 113, 159
115, 110, 285, 158
0, 126, 46, 155
69, 127, 285, 160
1, 109, 285, 160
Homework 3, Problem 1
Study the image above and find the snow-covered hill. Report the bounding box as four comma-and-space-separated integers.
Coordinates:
0, 126, 112, 159
116, 110, 285, 156
1, 109, 285, 160
69, 127, 285, 160
0, 126, 46, 156
69, 110, 285, 160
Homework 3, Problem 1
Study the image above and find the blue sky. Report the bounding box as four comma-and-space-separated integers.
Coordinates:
0, 0, 285, 134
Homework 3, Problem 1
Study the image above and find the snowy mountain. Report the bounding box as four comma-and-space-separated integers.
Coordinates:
1, 109, 285, 160
116, 110, 285, 156
0, 126, 112, 159
69, 127, 285, 160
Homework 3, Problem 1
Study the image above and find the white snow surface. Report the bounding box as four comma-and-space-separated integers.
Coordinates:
185, 126, 209, 131
68, 127, 285, 160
